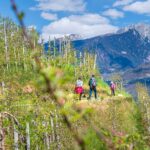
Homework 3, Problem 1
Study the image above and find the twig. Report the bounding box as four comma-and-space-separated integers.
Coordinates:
10, 1, 86, 149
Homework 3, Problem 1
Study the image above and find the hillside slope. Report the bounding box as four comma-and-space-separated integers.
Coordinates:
0, 18, 150, 149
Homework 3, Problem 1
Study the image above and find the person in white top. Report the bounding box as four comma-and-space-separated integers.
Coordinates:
75, 77, 83, 100
76, 78, 83, 87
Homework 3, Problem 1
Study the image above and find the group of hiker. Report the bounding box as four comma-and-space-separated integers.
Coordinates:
74, 75, 116, 100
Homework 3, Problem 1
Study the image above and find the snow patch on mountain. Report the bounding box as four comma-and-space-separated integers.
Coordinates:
121, 51, 127, 55
117, 23, 150, 40
146, 55, 150, 62
68, 34, 83, 41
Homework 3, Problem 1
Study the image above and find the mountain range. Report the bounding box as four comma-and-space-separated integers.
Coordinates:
45, 23, 150, 96
72, 23, 150, 96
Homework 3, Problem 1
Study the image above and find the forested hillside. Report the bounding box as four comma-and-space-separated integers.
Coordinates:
0, 14, 150, 150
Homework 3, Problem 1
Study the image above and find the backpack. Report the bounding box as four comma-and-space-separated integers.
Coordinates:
89, 78, 96, 88
110, 83, 116, 90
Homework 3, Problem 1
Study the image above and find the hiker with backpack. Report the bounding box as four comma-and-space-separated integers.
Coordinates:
75, 77, 84, 100
110, 81, 116, 96
88, 75, 97, 100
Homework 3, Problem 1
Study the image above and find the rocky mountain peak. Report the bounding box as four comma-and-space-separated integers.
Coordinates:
117, 23, 150, 40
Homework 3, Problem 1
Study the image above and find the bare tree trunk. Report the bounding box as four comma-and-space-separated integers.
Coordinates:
1, 82, 5, 95
74, 51, 77, 77
3, 20, 9, 71
129, 143, 134, 150
14, 125, 19, 150
80, 52, 82, 67
59, 39, 62, 55
43, 120, 50, 150
0, 114, 5, 150
145, 102, 150, 135
68, 39, 71, 53
33, 39, 36, 50
64, 38, 68, 62
83, 52, 86, 66
45, 126, 50, 150
36, 145, 39, 150
50, 116, 55, 142
67, 40, 70, 65
26, 123, 30, 150
22, 45, 26, 71
55, 110, 61, 150
62, 39, 65, 57
94, 54, 97, 70
87, 53, 90, 75
48, 36, 51, 57
40, 37, 44, 56
13, 48, 18, 72
53, 38, 56, 57
17, 49, 21, 67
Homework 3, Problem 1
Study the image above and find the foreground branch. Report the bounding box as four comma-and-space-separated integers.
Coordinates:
10, 1, 86, 149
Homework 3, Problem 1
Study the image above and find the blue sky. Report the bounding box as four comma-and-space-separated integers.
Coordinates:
1, 0, 150, 40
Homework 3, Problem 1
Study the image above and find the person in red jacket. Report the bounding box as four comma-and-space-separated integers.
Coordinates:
75, 77, 83, 100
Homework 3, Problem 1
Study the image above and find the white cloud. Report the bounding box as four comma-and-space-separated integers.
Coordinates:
113, 0, 135, 7
41, 12, 58, 20
32, 0, 86, 12
123, 0, 150, 15
41, 13, 118, 41
103, 9, 124, 19
69, 14, 109, 25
